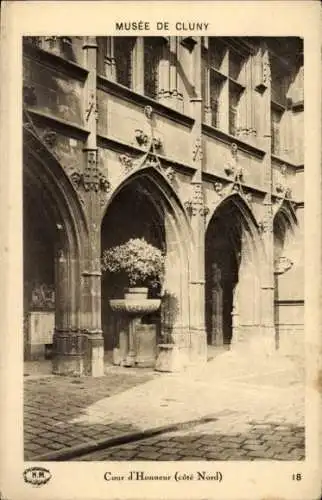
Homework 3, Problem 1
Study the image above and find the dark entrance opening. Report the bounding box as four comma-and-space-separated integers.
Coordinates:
23, 181, 55, 360
205, 202, 242, 348
101, 179, 166, 352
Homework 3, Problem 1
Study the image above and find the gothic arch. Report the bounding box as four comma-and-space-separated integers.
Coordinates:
205, 193, 263, 348
24, 124, 88, 338
101, 166, 193, 350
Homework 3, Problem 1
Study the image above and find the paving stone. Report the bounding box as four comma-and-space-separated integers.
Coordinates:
128, 451, 161, 460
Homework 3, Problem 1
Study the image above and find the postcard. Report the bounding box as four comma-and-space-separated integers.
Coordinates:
1, 1, 321, 499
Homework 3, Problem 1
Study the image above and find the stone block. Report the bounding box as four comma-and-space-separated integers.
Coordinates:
135, 324, 157, 367
154, 344, 189, 372
26, 311, 54, 360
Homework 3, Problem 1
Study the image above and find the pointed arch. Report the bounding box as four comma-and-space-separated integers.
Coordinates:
274, 199, 298, 235
103, 165, 192, 244
205, 192, 264, 349
101, 166, 193, 353
23, 123, 88, 345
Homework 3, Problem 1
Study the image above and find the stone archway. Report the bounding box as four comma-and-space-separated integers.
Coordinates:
23, 124, 88, 374
273, 202, 301, 353
205, 194, 262, 352
101, 168, 192, 365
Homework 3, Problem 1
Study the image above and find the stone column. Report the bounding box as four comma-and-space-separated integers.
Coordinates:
52, 240, 85, 376
81, 36, 105, 376
202, 37, 212, 125
259, 44, 276, 355
188, 38, 207, 365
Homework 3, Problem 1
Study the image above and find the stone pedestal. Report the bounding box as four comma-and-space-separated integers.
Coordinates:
135, 325, 157, 367
109, 293, 160, 368
26, 311, 54, 360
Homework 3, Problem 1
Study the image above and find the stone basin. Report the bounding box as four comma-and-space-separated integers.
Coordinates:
109, 299, 161, 315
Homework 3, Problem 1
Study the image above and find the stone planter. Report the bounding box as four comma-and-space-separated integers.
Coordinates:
109, 288, 160, 367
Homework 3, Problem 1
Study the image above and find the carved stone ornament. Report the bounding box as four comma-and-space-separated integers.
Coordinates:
184, 200, 197, 217
30, 283, 55, 310
258, 215, 273, 234
236, 127, 257, 138
85, 92, 98, 122
274, 256, 293, 275
164, 166, 176, 184
135, 129, 149, 147
144, 105, 153, 120
68, 150, 110, 196
23, 85, 37, 106
214, 182, 223, 195
192, 138, 203, 162
225, 143, 238, 177
276, 183, 285, 194
119, 154, 134, 174
42, 129, 57, 149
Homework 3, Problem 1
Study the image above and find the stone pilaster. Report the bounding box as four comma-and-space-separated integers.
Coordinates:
52, 244, 85, 376
187, 38, 207, 365
81, 37, 104, 376
258, 44, 276, 354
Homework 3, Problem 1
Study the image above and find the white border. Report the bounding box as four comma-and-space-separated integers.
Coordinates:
1, 1, 321, 499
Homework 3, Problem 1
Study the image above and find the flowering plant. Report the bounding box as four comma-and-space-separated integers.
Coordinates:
101, 238, 165, 288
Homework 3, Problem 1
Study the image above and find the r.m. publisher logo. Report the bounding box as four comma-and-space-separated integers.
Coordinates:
23, 467, 51, 487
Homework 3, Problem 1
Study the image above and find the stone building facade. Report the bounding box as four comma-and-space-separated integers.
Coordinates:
23, 36, 304, 376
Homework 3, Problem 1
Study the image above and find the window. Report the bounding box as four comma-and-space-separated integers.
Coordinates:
210, 72, 225, 128
270, 55, 293, 158
144, 37, 162, 99
202, 38, 252, 138
114, 37, 135, 88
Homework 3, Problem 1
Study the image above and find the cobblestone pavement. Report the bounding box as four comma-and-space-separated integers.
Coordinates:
77, 420, 305, 461
24, 352, 305, 461
24, 363, 159, 460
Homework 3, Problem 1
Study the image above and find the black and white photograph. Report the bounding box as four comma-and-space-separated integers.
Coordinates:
1, 2, 321, 500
